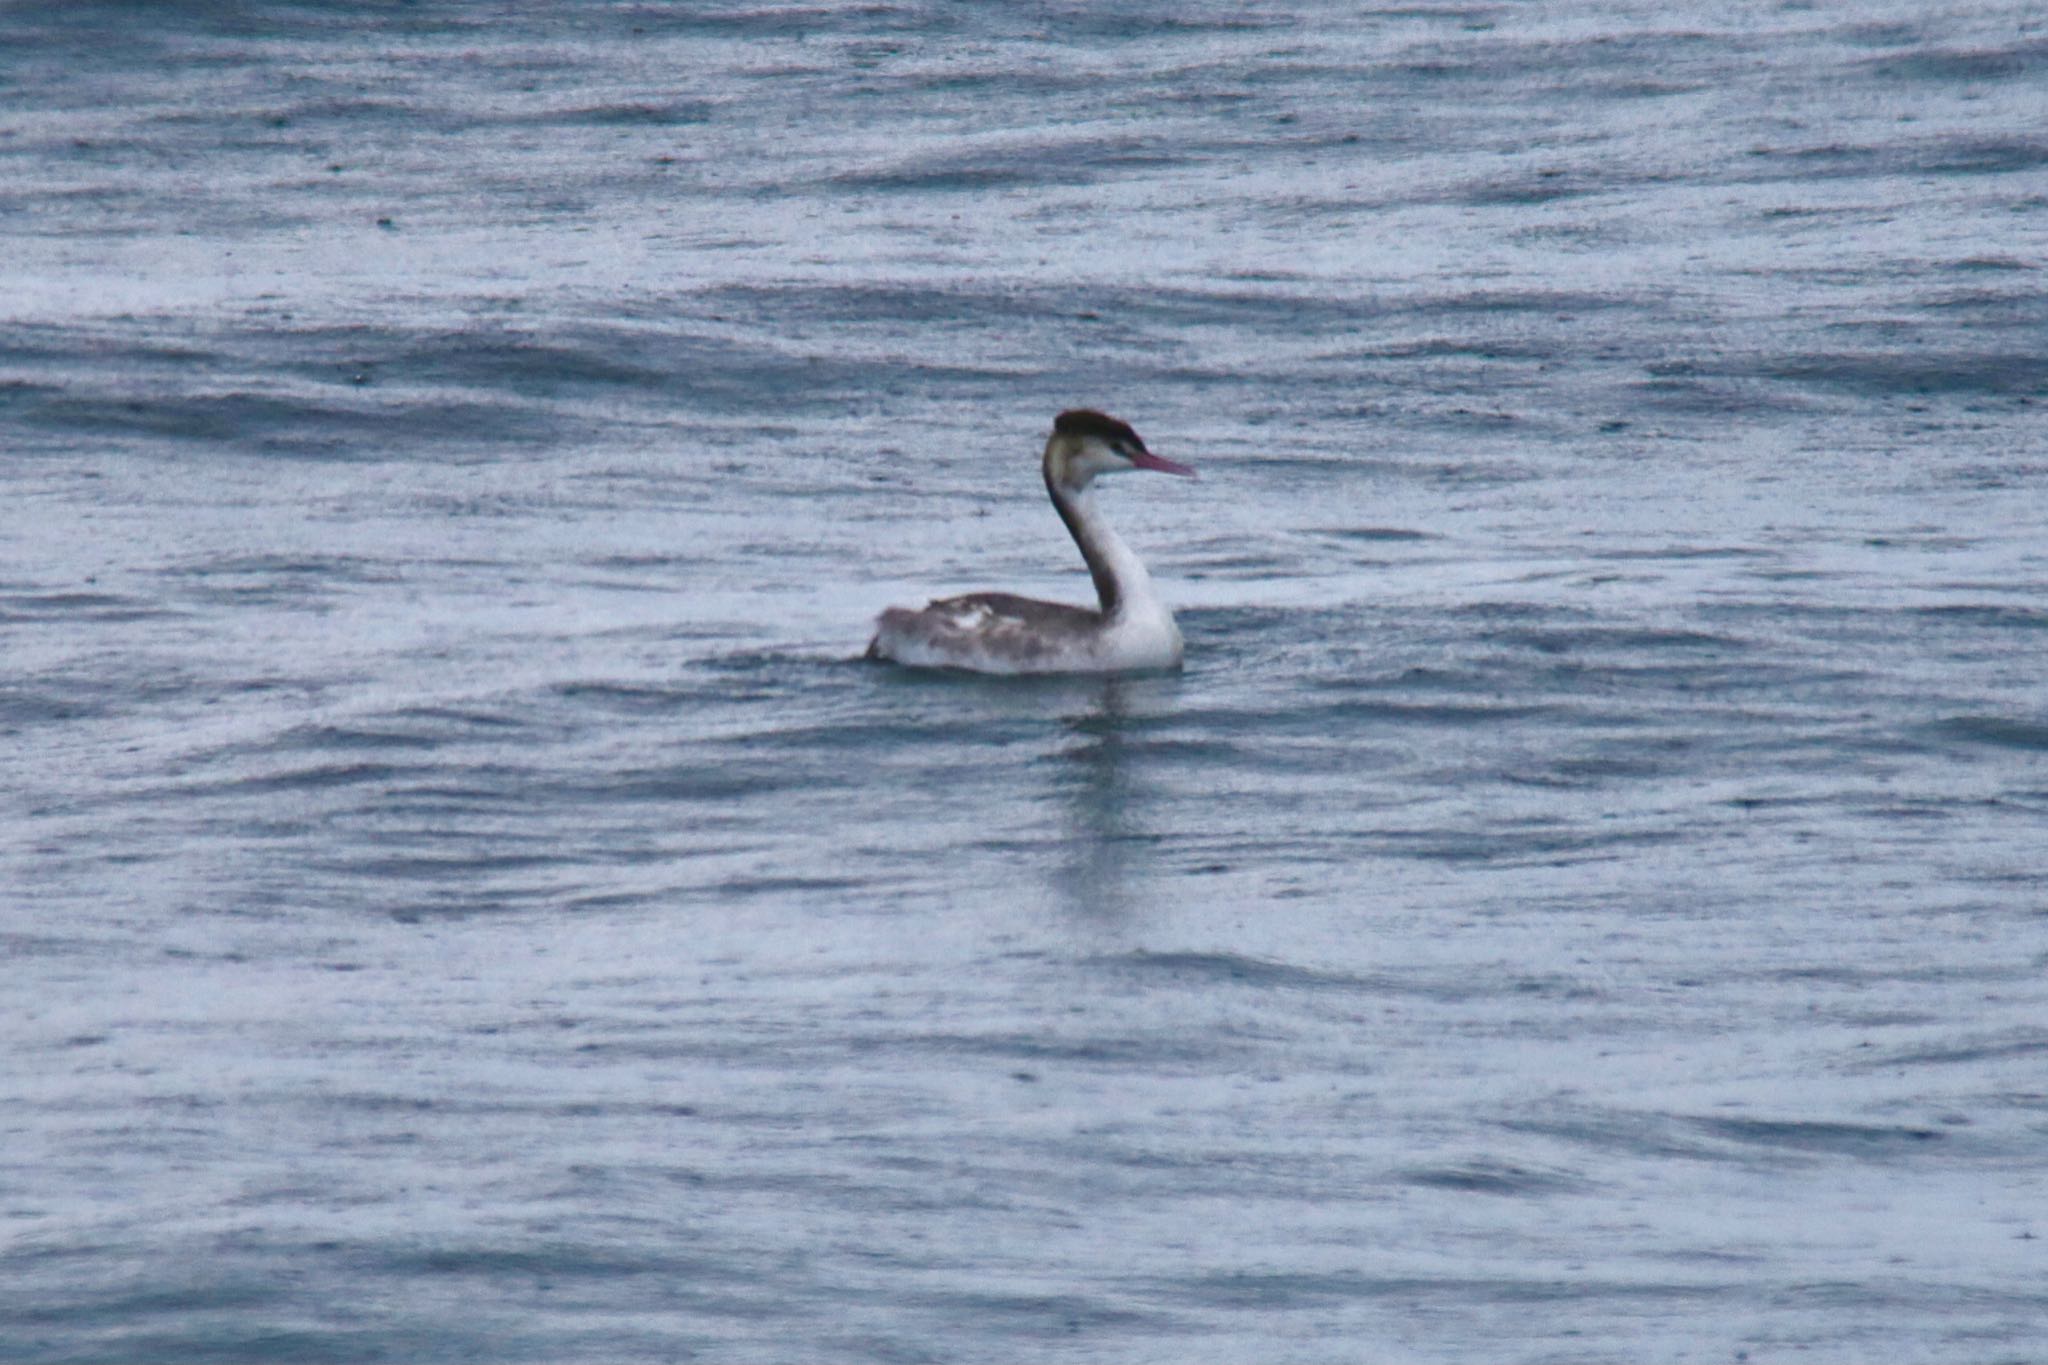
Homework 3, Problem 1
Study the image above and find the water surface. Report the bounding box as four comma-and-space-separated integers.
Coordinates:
4, 3, 2046, 1361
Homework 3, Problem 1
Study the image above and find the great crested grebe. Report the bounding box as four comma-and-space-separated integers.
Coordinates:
865, 409, 1196, 675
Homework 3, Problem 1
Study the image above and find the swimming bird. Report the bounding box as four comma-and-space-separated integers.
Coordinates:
866, 409, 1196, 674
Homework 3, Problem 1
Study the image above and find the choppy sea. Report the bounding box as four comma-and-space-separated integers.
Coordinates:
4, 3, 2046, 1361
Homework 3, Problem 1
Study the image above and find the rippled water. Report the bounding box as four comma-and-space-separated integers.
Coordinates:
5, 3, 2046, 1361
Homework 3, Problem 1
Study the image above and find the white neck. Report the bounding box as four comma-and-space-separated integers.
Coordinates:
1050, 481, 1161, 620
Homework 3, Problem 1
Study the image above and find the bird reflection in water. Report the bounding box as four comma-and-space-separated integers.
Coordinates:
1052, 677, 1164, 919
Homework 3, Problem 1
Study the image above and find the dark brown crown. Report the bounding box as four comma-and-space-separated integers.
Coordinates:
1054, 409, 1147, 454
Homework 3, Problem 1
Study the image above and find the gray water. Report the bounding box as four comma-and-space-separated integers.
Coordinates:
5, 3, 2047, 1361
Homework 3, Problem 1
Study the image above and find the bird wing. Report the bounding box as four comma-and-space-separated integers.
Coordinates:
871, 592, 1100, 669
